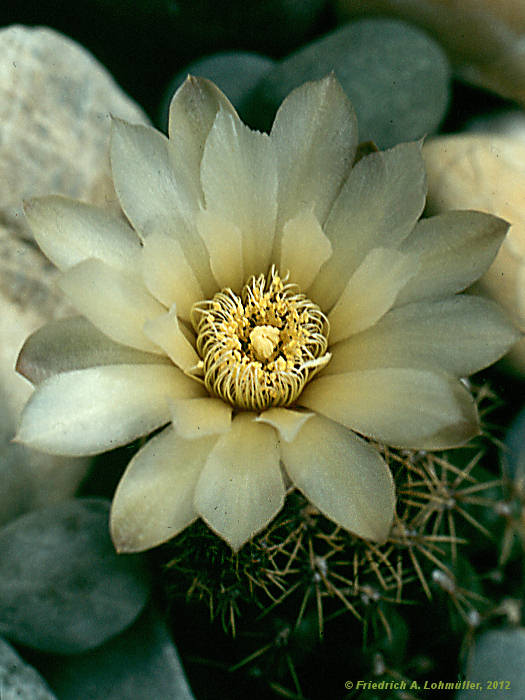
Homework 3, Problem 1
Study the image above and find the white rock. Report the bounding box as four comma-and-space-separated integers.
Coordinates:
0, 636, 56, 699
0, 25, 149, 237
423, 135, 525, 375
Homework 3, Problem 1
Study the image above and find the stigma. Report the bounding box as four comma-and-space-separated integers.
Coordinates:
191, 266, 331, 411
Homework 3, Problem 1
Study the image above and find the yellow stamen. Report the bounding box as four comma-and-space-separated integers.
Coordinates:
191, 266, 331, 411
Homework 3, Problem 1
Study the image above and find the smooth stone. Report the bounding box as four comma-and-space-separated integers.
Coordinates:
42, 606, 195, 700
251, 18, 450, 147
160, 51, 275, 128
0, 637, 56, 700
423, 134, 525, 376
0, 499, 150, 654
336, 0, 525, 107
458, 628, 525, 699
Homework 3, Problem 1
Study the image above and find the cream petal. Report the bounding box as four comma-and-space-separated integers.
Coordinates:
111, 426, 217, 552
328, 248, 419, 343
194, 413, 284, 551
24, 196, 141, 272
110, 118, 213, 293
168, 75, 237, 178
17, 316, 168, 385
300, 368, 480, 450
141, 231, 204, 320
58, 258, 165, 354
111, 118, 199, 229
279, 210, 332, 291
281, 414, 395, 542
255, 407, 314, 443
170, 397, 232, 439
15, 364, 204, 456
310, 141, 427, 309
328, 296, 521, 377
270, 75, 358, 238
397, 210, 510, 305
196, 210, 244, 291
143, 306, 200, 372
201, 109, 278, 278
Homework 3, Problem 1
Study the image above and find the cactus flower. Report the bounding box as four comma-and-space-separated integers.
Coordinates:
15, 76, 519, 552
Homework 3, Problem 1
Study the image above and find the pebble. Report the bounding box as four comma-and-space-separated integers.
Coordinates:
0, 637, 57, 700
336, 0, 525, 106
0, 499, 150, 654
458, 628, 525, 699
43, 605, 195, 700
251, 18, 450, 147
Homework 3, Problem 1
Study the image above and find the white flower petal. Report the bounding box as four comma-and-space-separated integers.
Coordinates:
281, 414, 395, 543
110, 118, 214, 294
196, 210, 244, 291
396, 210, 510, 305
143, 306, 200, 372
194, 413, 284, 551
255, 407, 314, 443
111, 118, 198, 229
279, 210, 332, 291
170, 397, 232, 439
59, 258, 166, 354
24, 196, 141, 272
168, 75, 237, 178
328, 248, 419, 343
141, 231, 204, 320
271, 75, 358, 235
328, 296, 521, 377
201, 109, 278, 278
16, 364, 204, 456
300, 368, 479, 449
17, 316, 168, 385
311, 141, 427, 309
111, 427, 217, 552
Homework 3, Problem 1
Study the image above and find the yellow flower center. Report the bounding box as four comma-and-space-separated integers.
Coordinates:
191, 266, 331, 411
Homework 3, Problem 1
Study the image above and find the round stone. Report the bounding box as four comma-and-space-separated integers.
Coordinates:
40, 607, 195, 700
251, 18, 451, 148
0, 499, 150, 653
458, 628, 525, 699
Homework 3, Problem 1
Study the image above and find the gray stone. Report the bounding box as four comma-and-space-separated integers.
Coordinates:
43, 606, 195, 700
161, 51, 275, 128
252, 18, 450, 147
0, 499, 150, 654
0, 637, 56, 700
458, 628, 525, 699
